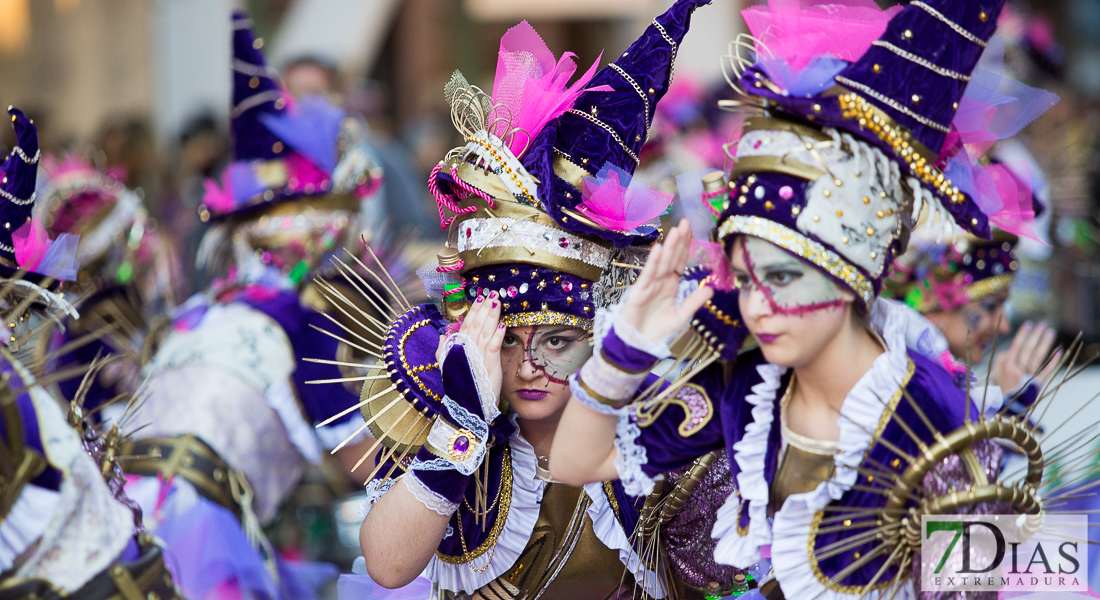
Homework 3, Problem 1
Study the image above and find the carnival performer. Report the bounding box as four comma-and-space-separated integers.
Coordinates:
550, 0, 1069, 598
345, 2, 747, 598
883, 219, 1060, 416
35, 154, 180, 417
0, 106, 183, 600
117, 12, 384, 600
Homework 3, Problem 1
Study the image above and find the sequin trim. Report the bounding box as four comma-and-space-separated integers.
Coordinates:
501, 310, 593, 331
836, 93, 966, 205
966, 273, 1014, 304
834, 76, 951, 134
911, 1, 988, 48
718, 215, 874, 306
566, 109, 640, 166
435, 448, 513, 564
870, 41, 971, 81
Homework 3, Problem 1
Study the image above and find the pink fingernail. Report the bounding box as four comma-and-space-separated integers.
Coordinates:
498, 323, 505, 329
490, 291, 497, 299
476, 296, 483, 303
492, 302, 498, 308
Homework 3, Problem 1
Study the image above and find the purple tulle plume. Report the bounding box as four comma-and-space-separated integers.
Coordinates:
758, 55, 848, 97
259, 96, 345, 173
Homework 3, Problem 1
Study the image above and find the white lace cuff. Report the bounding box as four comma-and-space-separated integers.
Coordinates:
403, 472, 459, 516
441, 333, 501, 422
612, 409, 658, 496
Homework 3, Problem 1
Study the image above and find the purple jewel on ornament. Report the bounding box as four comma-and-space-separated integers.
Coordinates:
507, 286, 518, 298
466, 228, 472, 238
561, 281, 573, 292
753, 140, 762, 149
779, 186, 794, 200
453, 436, 469, 454
558, 237, 570, 249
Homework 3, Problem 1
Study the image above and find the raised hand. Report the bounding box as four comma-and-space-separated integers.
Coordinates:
620, 219, 714, 342
438, 291, 506, 403
992, 321, 1062, 392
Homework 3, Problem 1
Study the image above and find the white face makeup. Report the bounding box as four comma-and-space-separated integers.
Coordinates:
501, 325, 592, 385
729, 236, 848, 315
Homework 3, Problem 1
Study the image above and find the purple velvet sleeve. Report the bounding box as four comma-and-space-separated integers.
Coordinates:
631, 366, 729, 478
602, 325, 661, 372
408, 446, 471, 505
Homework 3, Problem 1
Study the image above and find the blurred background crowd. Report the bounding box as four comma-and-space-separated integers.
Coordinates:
1, 0, 1098, 575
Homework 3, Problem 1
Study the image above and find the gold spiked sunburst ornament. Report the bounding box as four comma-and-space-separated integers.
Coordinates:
791, 333, 1098, 597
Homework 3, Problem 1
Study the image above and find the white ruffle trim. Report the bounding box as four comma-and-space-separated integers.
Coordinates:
441, 333, 501, 422
264, 377, 322, 464
584, 483, 668, 598
422, 435, 541, 593
612, 408, 659, 497
712, 362, 783, 567
316, 412, 369, 452
404, 474, 459, 517
715, 299, 918, 599
0, 484, 61, 572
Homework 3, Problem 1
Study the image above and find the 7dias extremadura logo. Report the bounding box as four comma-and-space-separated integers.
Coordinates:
921, 515, 1088, 592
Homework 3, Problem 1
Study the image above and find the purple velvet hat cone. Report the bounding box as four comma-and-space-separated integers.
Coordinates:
734, 0, 1009, 239
230, 11, 289, 162
521, 0, 712, 246
0, 107, 39, 263
834, 0, 1006, 155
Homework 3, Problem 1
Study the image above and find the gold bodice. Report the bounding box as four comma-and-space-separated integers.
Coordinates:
441, 482, 634, 600
769, 383, 839, 515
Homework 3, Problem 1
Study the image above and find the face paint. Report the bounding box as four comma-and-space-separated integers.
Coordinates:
730, 236, 848, 315
501, 326, 592, 385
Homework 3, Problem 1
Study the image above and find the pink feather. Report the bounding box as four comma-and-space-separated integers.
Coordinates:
489, 21, 612, 158
579, 165, 673, 232
202, 175, 235, 213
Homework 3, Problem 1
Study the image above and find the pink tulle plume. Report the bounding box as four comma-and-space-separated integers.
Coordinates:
490, 21, 612, 158
578, 164, 673, 233
742, 0, 900, 72
13, 218, 81, 280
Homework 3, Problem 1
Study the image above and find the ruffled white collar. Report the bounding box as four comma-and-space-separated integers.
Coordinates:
712, 299, 917, 599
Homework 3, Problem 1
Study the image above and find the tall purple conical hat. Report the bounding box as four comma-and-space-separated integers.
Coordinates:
430, 0, 712, 329
0, 108, 39, 264
199, 12, 381, 221
712, 0, 1022, 307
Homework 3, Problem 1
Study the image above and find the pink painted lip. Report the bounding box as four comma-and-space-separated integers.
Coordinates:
756, 332, 781, 343
515, 389, 549, 401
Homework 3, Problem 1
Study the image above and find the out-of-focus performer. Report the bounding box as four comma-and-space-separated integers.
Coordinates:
550, 0, 1092, 598
0, 107, 183, 600
35, 154, 180, 416
338, 2, 753, 598
117, 12, 385, 600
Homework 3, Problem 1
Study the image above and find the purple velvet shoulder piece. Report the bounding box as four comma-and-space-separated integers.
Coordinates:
0, 366, 63, 491
381, 303, 448, 419
805, 351, 971, 589
239, 289, 362, 428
